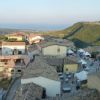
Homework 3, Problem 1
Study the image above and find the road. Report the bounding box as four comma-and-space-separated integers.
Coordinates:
5, 78, 21, 100
60, 53, 100, 95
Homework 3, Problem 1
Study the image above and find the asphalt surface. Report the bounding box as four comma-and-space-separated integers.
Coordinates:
5, 78, 21, 100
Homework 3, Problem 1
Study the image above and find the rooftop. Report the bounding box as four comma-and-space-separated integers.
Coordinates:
43, 56, 64, 66
23, 83, 43, 100
64, 57, 78, 64
38, 37, 74, 48
22, 55, 59, 81
6, 32, 26, 37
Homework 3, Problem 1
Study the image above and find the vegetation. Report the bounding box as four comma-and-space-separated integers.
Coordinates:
64, 22, 100, 46
0, 78, 12, 90
0, 34, 8, 41
7, 38, 17, 42
42, 22, 100, 48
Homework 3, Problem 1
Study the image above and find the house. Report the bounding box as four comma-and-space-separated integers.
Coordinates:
21, 76, 61, 97
43, 56, 78, 73
43, 56, 64, 72
38, 41, 69, 57
28, 33, 44, 44
6, 32, 26, 41
0, 55, 30, 78
22, 55, 59, 81
37, 38, 75, 57
63, 58, 79, 73
1, 41, 26, 55
0, 57, 15, 78
20, 56, 60, 97
27, 45, 40, 60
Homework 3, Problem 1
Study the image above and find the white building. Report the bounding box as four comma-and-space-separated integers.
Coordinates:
1, 42, 26, 55
28, 34, 44, 44
21, 76, 61, 97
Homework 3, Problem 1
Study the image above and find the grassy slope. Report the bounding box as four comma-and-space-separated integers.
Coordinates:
44, 22, 100, 47
68, 23, 100, 45
62, 22, 100, 45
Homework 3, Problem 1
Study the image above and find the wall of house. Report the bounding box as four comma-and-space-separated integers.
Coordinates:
0, 66, 4, 72
8, 36, 23, 41
42, 45, 67, 57
29, 36, 44, 44
0, 62, 5, 72
64, 64, 78, 73
87, 75, 100, 92
2, 45, 25, 55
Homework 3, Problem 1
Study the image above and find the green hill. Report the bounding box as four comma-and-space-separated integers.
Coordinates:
44, 22, 100, 48
58, 22, 100, 48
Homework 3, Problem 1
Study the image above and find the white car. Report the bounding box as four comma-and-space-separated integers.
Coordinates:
62, 87, 71, 92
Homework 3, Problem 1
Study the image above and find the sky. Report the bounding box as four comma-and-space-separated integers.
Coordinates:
0, 0, 100, 29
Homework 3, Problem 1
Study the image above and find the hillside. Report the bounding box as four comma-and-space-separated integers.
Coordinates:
65, 22, 100, 45
46, 22, 100, 48
43, 22, 100, 48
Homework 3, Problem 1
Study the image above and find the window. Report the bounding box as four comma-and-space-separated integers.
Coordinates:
66, 68, 68, 71
17, 69, 21, 73
18, 51, 22, 54
57, 47, 60, 53
13, 48, 18, 55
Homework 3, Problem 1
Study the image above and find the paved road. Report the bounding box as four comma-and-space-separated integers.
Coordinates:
5, 78, 21, 100
79, 57, 100, 73
60, 53, 100, 95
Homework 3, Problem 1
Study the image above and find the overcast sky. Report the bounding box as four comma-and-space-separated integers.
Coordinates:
0, 0, 100, 26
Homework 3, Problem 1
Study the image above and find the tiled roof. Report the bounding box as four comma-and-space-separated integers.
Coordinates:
8, 32, 26, 36
22, 83, 43, 100
38, 41, 69, 48
38, 38, 74, 48
28, 33, 42, 38
64, 57, 78, 64
44, 56, 64, 66
22, 55, 59, 81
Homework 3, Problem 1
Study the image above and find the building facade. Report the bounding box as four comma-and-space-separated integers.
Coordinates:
0, 55, 30, 79
41, 44, 67, 57
6, 32, 26, 41
28, 34, 44, 44
63, 58, 79, 73
1, 42, 26, 55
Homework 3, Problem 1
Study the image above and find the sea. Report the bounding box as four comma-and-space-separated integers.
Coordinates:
0, 23, 70, 31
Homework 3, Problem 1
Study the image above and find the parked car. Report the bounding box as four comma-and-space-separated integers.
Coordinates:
62, 87, 71, 93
